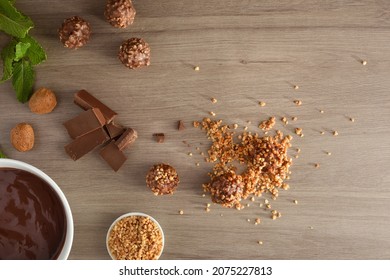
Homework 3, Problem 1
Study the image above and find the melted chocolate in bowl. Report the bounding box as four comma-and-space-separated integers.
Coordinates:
0, 168, 66, 260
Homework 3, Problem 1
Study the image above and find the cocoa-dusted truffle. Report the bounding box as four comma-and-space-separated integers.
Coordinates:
146, 163, 179, 195
58, 16, 91, 49
118, 38, 150, 69
29, 87, 57, 114
10, 123, 35, 152
104, 0, 136, 28
208, 171, 244, 208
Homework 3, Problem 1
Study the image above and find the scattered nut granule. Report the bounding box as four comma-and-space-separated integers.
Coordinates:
314, 163, 320, 168
258, 241, 263, 245
233, 123, 239, 129
193, 121, 200, 128
294, 100, 302, 106
259, 101, 266, 107
251, 197, 255, 202
259, 117, 276, 131
320, 110, 324, 114
205, 207, 211, 212
107, 216, 163, 260
197, 117, 292, 209
309, 226, 314, 230
255, 218, 261, 225
293, 200, 298, 204
179, 210, 184, 215
295, 128, 303, 136
326, 151, 331, 156
211, 98, 217, 104
294, 155, 299, 159
209, 111, 216, 117
196, 162, 200, 167
271, 210, 281, 220
188, 152, 193, 157
296, 148, 301, 153
350, 117, 355, 122
291, 116, 298, 121
362, 60, 367, 66
194, 66, 200, 71
294, 85, 299, 90
281, 117, 288, 125
333, 130, 339, 136
320, 131, 325, 135
247, 218, 251, 222
202, 193, 206, 197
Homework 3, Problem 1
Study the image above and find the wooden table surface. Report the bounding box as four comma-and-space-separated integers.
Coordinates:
1, 0, 390, 260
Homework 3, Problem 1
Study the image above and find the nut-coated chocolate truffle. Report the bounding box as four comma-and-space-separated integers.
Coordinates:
118, 38, 150, 69
58, 16, 91, 49
146, 163, 179, 195
209, 171, 244, 208
104, 0, 136, 28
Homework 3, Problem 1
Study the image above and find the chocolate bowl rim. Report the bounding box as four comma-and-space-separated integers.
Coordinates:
0, 158, 74, 260
106, 212, 165, 260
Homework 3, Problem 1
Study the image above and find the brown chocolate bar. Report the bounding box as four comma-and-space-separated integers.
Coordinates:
115, 128, 137, 151
105, 122, 126, 139
65, 128, 110, 161
63, 108, 105, 139
74, 90, 117, 123
100, 141, 127, 172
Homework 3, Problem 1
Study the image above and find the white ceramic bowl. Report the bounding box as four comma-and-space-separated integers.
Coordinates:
0, 158, 74, 260
106, 212, 165, 260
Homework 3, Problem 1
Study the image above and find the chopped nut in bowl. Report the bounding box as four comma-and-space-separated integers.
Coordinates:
106, 212, 164, 260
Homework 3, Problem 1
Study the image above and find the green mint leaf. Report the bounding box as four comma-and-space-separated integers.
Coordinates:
0, 1, 34, 38
14, 41, 30, 61
19, 35, 46, 65
0, 39, 17, 83
12, 59, 34, 103
0, 149, 7, 159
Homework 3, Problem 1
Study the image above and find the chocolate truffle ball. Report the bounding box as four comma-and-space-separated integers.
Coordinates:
58, 16, 91, 49
104, 0, 136, 28
146, 163, 179, 195
209, 171, 244, 208
29, 87, 57, 114
10, 123, 35, 152
118, 38, 150, 69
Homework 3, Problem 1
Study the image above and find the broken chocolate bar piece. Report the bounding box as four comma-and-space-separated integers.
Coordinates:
74, 89, 117, 123
63, 108, 106, 139
153, 133, 165, 143
65, 128, 110, 160
100, 141, 127, 172
105, 122, 126, 139
115, 128, 137, 151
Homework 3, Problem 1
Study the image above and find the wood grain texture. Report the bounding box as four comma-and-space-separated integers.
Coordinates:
1, 0, 390, 259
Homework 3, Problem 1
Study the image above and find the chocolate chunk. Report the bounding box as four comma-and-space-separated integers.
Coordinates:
74, 90, 117, 123
153, 133, 165, 143
115, 128, 137, 150
178, 120, 185, 131
65, 128, 110, 161
63, 108, 106, 139
100, 141, 127, 172
105, 122, 126, 139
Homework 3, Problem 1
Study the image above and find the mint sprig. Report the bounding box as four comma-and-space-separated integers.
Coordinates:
0, 149, 7, 159
0, 1, 47, 103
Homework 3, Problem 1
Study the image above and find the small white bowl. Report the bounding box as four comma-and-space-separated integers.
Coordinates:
106, 212, 165, 260
0, 158, 74, 260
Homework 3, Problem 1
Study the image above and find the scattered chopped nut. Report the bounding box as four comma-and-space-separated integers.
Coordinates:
196, 162, 200, 167
247, 218, 251, 222
333, 131, 339, 136
281, 117, 288, 125
251, 197, 255, 202
210, 111, 216, 117
362, 60, 367, 66
294, 155, 299, 159
202, 194, 206, 197
188, 152, 193, 156
296, 148, 301, 153
314, 163, 320, 168
259, 101, 266, 107
255, 218, 261, 225
259, 117, 276, 131
294, 85, 299, 90
194, 66, 200, 71
291, 116, 298, 121
295, 128, 303, 136
320, 131, 325, 135
211, 98, 217, 104
294, 100, 302, 106
320, 110, 324, 114
193, 121, 200, 128
179, 210, 184, 215
309, 226, 314, 230
350, 117, 355, 122
326, 151, 331, 156
205, 207, 210, 212
258, 241, 263, 245
293, 200, 298, 204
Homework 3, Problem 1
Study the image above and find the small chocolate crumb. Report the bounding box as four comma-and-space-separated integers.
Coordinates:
178, 120, 185, 131
153, 133, 165, 143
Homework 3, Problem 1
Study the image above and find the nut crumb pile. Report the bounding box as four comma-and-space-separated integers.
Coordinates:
107, 216, 163, 260
198, 117, 292, 208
